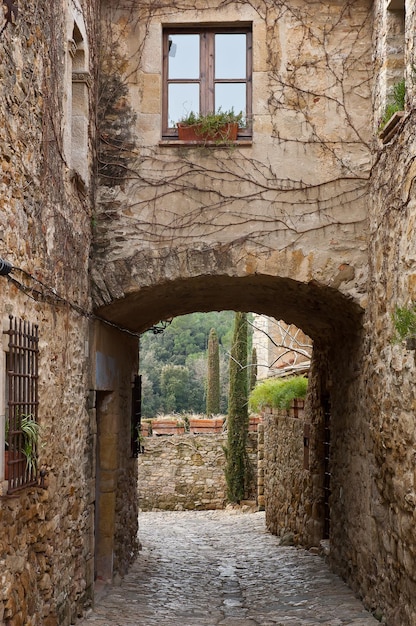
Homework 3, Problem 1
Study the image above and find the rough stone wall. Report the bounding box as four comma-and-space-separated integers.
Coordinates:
138, 433, 258, 511
0, 1, 98, 624
320, 3, 416, 625
263, 404, 309, 541
372, 0, 406, 125
262, 376, 330, 550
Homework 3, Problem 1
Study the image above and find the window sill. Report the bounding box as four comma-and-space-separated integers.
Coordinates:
0, 480, 31, 497
159, 139, 253, 147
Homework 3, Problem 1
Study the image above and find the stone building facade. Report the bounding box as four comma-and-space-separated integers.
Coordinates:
1, 0, 416, 625
0, 2, 138, 624
252, 314, 312, 379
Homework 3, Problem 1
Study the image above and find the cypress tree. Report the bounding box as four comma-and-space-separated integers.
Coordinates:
225, 312, 249, 503
206, 328, 220, 415
250, 346, 257, 392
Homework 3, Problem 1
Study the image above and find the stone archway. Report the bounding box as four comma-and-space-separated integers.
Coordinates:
91, 270, 367, 593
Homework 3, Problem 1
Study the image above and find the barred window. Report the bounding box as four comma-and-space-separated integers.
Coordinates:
4, 315, 39, 494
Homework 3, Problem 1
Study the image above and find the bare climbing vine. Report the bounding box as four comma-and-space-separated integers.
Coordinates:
0, 0, 17, 35
95, 0, 373, 302
248, 315, 312, 376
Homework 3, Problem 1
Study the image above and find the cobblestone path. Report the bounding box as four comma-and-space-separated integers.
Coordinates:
79, 510, 378, 626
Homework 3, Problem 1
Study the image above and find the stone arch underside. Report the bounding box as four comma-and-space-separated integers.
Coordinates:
93, 272, 363, 344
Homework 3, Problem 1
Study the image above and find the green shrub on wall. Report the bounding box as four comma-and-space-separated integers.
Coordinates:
379, 78, 405, 130
391, 304, 416, 344
249, 375, 308, 412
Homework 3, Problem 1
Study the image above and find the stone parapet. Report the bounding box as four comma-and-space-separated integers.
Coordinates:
138, 432, 258, 511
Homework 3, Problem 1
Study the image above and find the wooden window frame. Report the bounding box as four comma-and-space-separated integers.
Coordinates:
162, 24, 252, 139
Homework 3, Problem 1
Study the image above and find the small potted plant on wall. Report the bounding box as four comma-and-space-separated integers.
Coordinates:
177, 108, 245, 143
391, 303, 416, 349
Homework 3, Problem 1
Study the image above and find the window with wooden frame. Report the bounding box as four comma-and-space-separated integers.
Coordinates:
162, 25, 252, 139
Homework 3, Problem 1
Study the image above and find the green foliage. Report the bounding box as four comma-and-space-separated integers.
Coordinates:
250, 347, 257, 392
225, 312, 249, 503
160, 365, 192, 413
140, 312, 236, 417
249, 375, 308, 412
20, 414, 40, 474
206, 328, 220, 415
391, 304, 416, 343
228, 313, 248, 421
379, 79, 405, 130
178, 108, 245, 134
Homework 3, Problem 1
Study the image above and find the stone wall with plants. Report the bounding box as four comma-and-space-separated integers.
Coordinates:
355, 55, 416, 626
321, 3, 416, 625
138, 432, 258, 511
0, 1, 99, 624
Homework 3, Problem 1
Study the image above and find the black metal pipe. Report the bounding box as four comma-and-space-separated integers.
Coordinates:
0, 257, 12, 275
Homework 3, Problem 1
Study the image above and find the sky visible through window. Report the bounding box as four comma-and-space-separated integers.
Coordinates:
168, 32, 247, 126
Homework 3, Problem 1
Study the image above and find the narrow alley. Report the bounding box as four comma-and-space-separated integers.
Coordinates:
78, 510, 378, 626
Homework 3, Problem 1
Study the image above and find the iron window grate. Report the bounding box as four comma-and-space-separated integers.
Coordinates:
5, 315, 39, 494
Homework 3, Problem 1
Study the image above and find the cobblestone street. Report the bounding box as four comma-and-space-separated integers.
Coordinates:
79, 510, 378, 626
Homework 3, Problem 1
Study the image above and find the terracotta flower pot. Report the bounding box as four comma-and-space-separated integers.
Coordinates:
189, 418, 223, 434
177, 122, 238, 142
4, 449, 25, 481
151, 420, 185, 435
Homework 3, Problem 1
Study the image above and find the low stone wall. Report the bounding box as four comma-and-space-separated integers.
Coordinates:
138, 432, 258, 511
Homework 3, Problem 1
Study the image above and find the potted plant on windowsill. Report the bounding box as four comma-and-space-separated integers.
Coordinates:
20, 414, 39, 476
176, 108, 245, 144
5, 414, 40, 481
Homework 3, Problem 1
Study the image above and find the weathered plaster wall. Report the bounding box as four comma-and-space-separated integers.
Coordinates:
138, 433, 258, 511
0, 1, 98, 624
93, 0, 373, 328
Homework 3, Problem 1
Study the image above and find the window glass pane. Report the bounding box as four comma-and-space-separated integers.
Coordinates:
215, 34, 246, 79
215, 83, 246, 117
168, 35, 200, 79
168, 83, 200, 127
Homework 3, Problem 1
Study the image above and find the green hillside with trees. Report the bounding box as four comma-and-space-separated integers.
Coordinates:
140, 311, 249, 417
